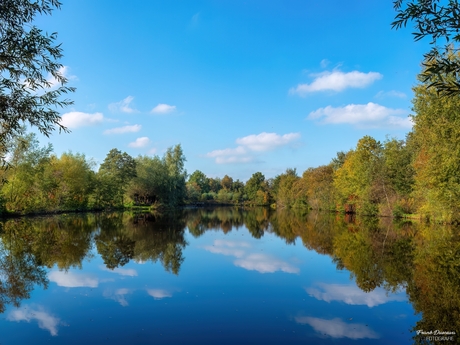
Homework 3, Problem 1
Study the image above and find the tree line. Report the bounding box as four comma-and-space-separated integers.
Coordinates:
0, 69, 459, 223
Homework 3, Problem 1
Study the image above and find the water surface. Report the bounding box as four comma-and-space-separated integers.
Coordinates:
0, 208, 458, 344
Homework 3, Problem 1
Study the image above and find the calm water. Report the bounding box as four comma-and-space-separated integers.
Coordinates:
0, 208, 458, 344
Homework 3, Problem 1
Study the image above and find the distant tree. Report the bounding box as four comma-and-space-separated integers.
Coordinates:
245, 172, 266, 202
221, 175, 233, 191
188, 170, 209, 193
127, 155, 168, 205
208, 177, 222, 193
2, 133, 53, 212
98, 149, 137, 207
164, 144, 187, 206
0, 0, 74, 165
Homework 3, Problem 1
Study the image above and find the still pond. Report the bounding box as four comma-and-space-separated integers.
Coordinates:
0, 208, 458, 344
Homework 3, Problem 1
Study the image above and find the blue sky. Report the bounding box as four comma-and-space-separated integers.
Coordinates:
34, 0, 428, 181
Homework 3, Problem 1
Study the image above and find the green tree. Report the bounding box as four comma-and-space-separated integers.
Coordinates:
98, 149, 137, 207
411, 78, 460, 222
2, 133, 53, 212
0, 0, 74, 164
245, 172, 266, 202
164, 144, 187, 206
334, 136, 386, 215
188, 170, 209, 193
127, 155, 168, 205
392, 0, 460, 95
275, 169, 299, 208
221, 175, 233, 190
48, 152, 95, 210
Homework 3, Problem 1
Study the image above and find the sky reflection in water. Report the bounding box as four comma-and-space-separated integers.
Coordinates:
0, 210, 438, 344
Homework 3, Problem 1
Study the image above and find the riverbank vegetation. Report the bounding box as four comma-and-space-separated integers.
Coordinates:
1, 70, 460, 223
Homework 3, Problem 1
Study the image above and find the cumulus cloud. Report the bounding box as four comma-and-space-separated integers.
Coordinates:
206, 132, 300, 164
305, 283, 405, 308
109, 96, 137, 113
290, 70, 382, 95
60, 112, 104, 129
151, 103, 176, 114
147, 289, 173, 299
8, 306, 61, 336
103, 124, 141, 135
206, 146, 251, 164
308, 102, 412, 129
295, 317, 379, 339
236, 132, 300, 152
128, 137, 150, 148
100, 265, 138, 277
203, 239, 299, 274
48, 271, 98, 288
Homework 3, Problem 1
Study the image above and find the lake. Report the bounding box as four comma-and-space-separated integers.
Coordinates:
0, 208, 458, 344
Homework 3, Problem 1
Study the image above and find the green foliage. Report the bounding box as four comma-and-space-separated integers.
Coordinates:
274, 169, 300, 208
411, 79, 460, 222
188, 170, 209, 193
334, 136, 386, 215
393, 0, 460, 96
0, 0, 74, 164
98, 149, 137, 207
245, 172, 266, 202
128, 155, 168, 205
127, 145, 187, 208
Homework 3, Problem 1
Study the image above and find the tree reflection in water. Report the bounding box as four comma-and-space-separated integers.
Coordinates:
0, 208, 459, 342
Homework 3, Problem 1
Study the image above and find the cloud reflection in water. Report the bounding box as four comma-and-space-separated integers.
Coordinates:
204, 239, 299, 274
295, 316, 379, 339
48, 271, 98, 288
306, 283, 405, 307
147, 289, 173, 300
103, 288, 131, 306
7, 306, 61, 336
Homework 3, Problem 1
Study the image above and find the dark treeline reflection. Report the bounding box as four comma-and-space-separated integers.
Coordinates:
0, 208, 459, 342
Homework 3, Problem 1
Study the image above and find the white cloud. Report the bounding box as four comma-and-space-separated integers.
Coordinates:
100, 265, 138, 277
151, 103, 176, 114
109, 96, 137, 113
295, 317, 379, 339
236, 132, 300, 152
234, 253, 299, 274
128, 137, 150, 148
308, 102, 412, 129
46, 66, 77, 89
305, 283, 405, 308
206, 132, 300, 164
103, 124, 141, 135
8, 306, 61, 336
60, 111, 104, 129
320, 59, 330, 68
48, 271, 98, 288
290, 70, 382, 95
375, 90, 407, 99
206, 146, 252, 164
147, 289, 172, 299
